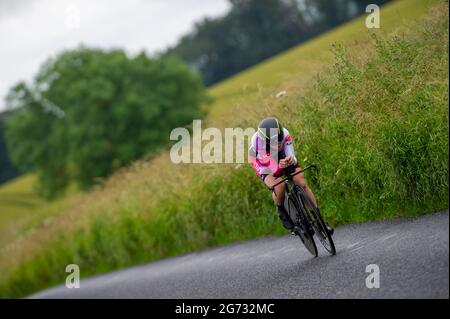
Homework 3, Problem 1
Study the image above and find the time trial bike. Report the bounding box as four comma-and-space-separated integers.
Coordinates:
269, 163, 336, 257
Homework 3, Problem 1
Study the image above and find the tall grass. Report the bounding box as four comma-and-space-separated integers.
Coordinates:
0, 2, 447, 298
297, 5, 449, 222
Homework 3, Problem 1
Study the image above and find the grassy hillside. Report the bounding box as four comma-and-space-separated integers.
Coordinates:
0, 0, 447, 297
0, 175, 43, 246
207, 0, 438, 123
0, 174, 78, 251
0, 175, 41, 221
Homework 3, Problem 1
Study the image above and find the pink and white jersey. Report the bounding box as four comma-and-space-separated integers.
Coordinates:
248, 127, 298, 177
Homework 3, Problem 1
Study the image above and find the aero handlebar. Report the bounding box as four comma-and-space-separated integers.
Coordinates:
268, 163, 317, 191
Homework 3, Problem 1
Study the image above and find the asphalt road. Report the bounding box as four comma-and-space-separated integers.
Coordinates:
30, 210, 449, 299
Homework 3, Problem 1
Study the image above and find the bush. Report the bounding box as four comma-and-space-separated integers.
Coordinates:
5, 49, 207, 198
296, 5, 448, 222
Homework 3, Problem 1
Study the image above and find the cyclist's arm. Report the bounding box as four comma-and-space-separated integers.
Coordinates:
283, 129, 298, 166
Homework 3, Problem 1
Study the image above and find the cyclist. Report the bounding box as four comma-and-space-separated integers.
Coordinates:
248, 117, 333, 235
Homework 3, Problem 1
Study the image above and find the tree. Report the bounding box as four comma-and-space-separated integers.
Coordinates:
165, 0, 392, 86
166, 0, 311, 85
5, 47, 206, 197
0, 110, 20, 184
303, 0, 390, 31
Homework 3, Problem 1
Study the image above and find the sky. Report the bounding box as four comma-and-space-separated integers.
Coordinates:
0, 0, 230, 111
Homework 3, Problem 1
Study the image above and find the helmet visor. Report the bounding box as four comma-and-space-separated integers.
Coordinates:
258, 127, 282, 147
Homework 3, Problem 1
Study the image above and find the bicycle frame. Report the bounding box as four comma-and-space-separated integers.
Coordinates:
267, 163, 317, 224
265, 163, 336, 256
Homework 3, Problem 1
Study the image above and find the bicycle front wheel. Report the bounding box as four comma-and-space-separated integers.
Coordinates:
287, 191, 318, 257
295, 186, 336, 255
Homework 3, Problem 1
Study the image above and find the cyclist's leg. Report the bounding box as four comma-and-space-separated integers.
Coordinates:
263, 174, 285, 206
263, 175, 294, 230
291, 166, 318, 209
291, 166, 334, 234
